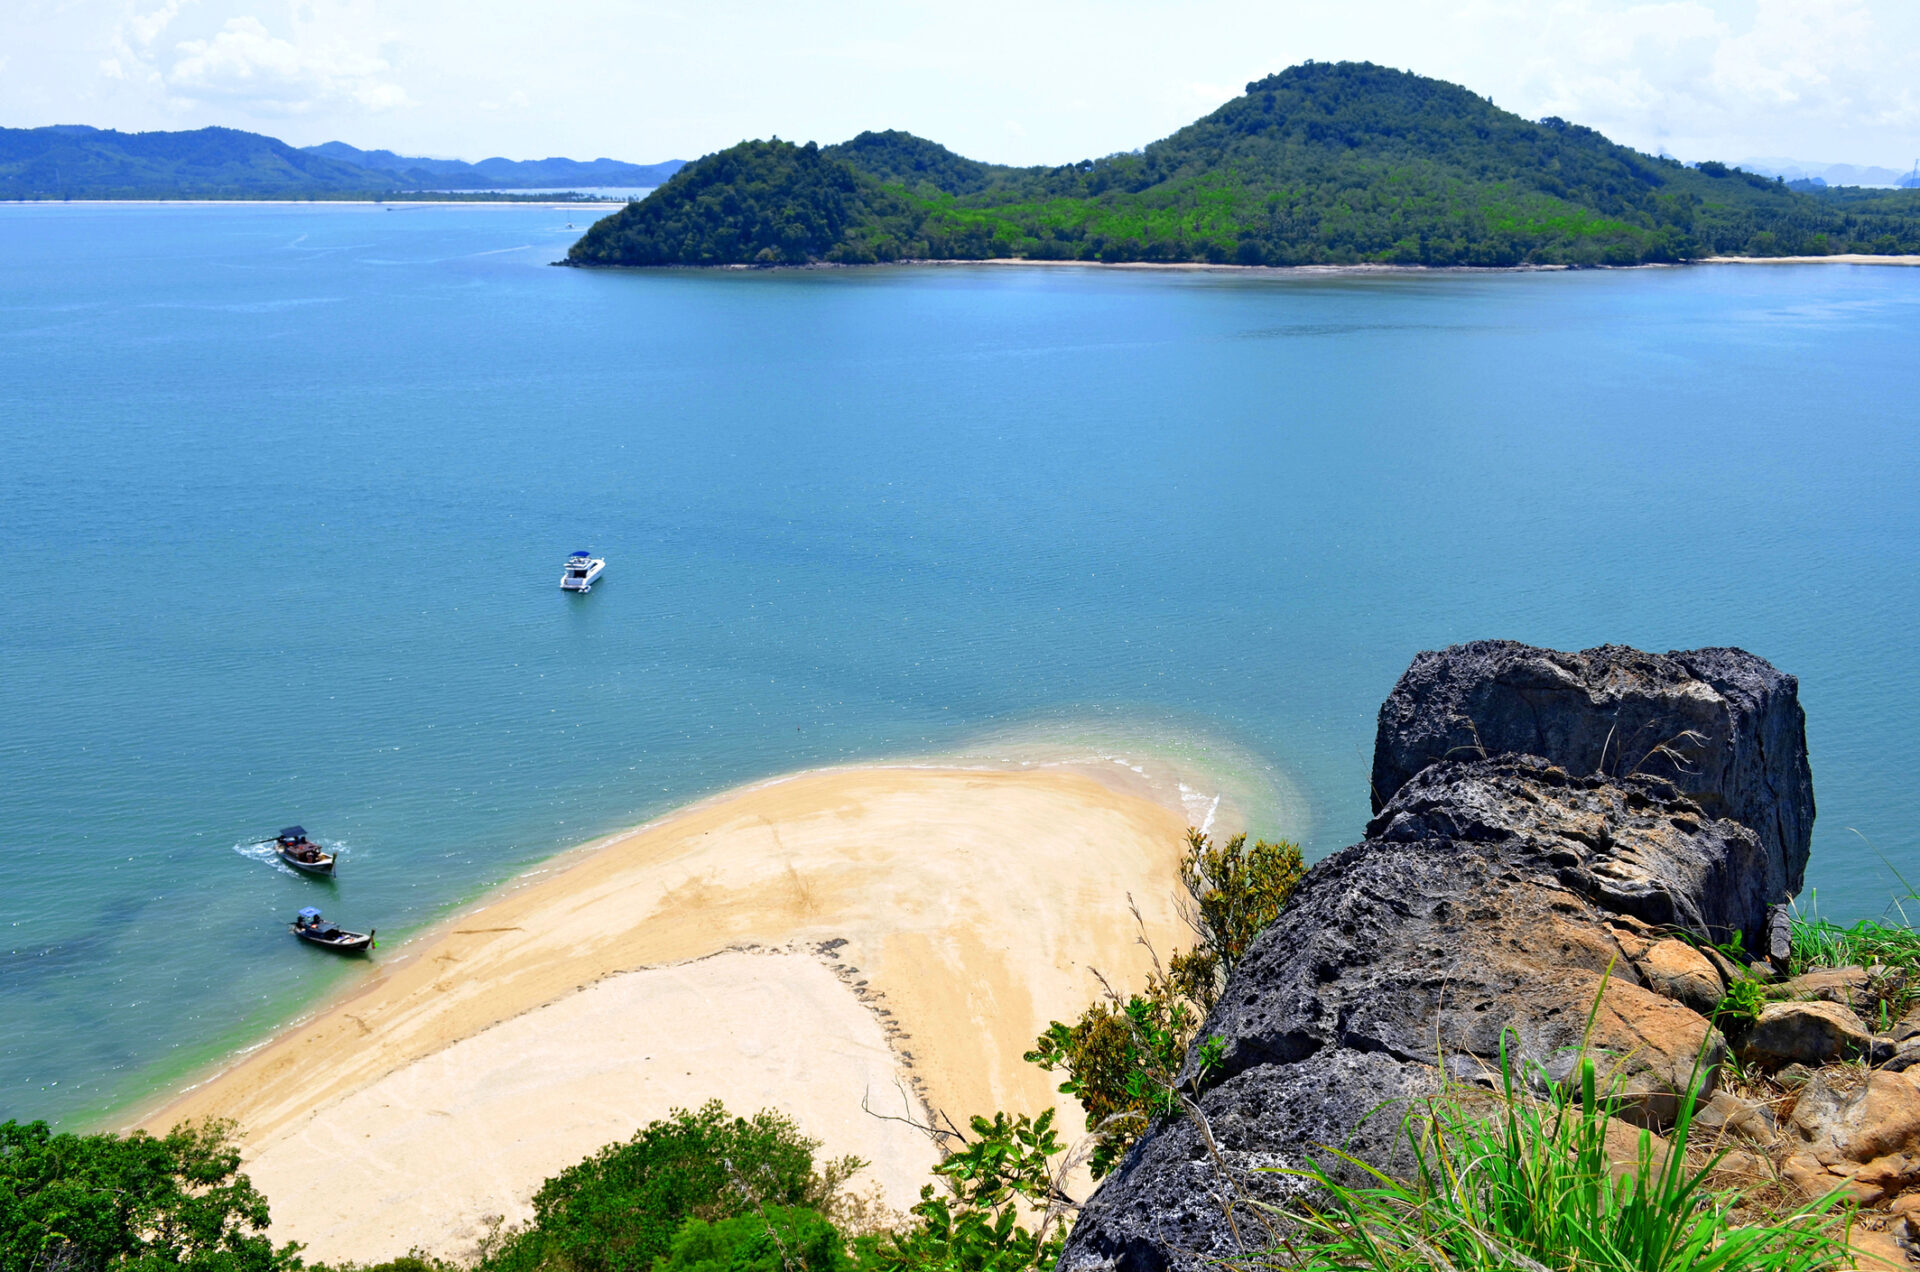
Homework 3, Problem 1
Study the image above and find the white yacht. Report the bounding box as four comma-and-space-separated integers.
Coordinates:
560, 550, 605, 593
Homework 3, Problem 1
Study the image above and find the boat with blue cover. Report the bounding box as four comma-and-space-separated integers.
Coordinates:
291, 907, 374, 954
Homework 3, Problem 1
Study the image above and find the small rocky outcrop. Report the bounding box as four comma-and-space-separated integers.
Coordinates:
1745, 1001, 1876, 1068
1782, 1069, 1920, 1206
1369, 641, 1814, 936
1060, 643, 1813, 1272
1630, 938, 1726, 1016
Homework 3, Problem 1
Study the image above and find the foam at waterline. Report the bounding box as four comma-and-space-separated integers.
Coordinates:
1178, 783, 1221, 835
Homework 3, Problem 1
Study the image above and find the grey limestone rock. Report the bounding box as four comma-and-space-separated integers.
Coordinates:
1060, 641, 1816, 1272
1369, 641, 1813, 932
1060, 756, 1739, 1272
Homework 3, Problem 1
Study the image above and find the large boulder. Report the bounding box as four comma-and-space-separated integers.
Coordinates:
1789, 1069, 1920, 1167
1059, 756, 1736, 1272
1632, 939, 1726, 1016
1743, 1001, 1874, 1068
1369, 641, 1813, 934
1060, 644, 1815, 1272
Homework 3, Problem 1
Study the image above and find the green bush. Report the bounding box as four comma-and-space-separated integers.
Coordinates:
853, 1111, 1067, 1272
657, 1206, 847, 1272
1027, 828, 1300, 1177
479, 1101, 858, 1272
0, 1117, 301, 1272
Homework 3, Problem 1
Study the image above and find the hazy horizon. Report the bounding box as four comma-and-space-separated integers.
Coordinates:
13, 98, 1919, 185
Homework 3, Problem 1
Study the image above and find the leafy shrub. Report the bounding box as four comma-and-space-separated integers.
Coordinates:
1027, 828, 1301, 1176
1715, 974, 1769, 1029
657, 1206, 848, 1272
0, 1117, 300, 1272
1167, 830, 1306, 1013
854, 1111, 1067, 1272
479, 1101, 859, 1272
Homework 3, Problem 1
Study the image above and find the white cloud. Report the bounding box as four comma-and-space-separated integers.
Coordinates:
1476, 0, 1919, 159
127, 0, 189, 48
162, 14, 410, 113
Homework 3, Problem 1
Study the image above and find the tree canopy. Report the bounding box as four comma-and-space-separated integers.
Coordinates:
0, 1118, 298, 1272
476, 1100, 858, 1272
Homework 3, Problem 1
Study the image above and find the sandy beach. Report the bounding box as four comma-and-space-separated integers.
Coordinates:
1699, 253, 1920, 266
140, 765, 1197, 1263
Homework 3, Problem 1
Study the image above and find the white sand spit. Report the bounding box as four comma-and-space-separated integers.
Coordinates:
141, 766, 1194, 1264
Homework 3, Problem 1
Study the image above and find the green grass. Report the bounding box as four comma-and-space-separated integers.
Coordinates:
1787, 839, 1920, 982
1251, 984, 1853, 1272
1788, 912, 1920, 978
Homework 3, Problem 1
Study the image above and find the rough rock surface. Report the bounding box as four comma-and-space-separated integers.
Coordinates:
1790, 1070, 1920, 1167
1061, 643, 1814, 1272
1060, 757, 1741, 1272
1631, 938, 1726, 1016
1369, 641, 1813, 936
1744, 1001, 1875, 1067
1692, 1089, 1780, 1146
1778, 966, 1874, 1008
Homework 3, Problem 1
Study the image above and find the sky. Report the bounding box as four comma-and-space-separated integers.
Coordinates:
3, 0, 1918, 170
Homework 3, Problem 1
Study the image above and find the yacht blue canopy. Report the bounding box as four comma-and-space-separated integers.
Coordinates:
297, 907, 323, 920
570, 550, 591, 557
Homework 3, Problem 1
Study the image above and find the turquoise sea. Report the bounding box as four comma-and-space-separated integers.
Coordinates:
2, 204, 1917, 1128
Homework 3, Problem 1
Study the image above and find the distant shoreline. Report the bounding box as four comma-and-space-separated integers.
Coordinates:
1698, 253, 1920, 266
0, 197, 627, 207
561, 254, 1920, 274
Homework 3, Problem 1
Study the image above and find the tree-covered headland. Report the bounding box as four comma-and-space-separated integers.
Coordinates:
567, 61, 1920, 268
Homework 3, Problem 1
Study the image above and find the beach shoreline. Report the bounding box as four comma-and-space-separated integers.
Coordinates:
134, 759, 1212, 1263
1697, 253, 1920, 266
560, 253, 1920, 274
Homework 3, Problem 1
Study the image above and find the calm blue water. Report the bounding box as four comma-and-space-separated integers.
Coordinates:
2, 204, 1917, 1127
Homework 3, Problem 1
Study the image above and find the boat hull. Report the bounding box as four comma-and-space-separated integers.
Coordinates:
278, 846, 336, 876
560, 559, 606, 592
291, 926, 374, 954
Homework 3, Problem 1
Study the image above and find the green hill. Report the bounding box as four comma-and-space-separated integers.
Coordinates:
567, 61, 1920, 268
561, 139, 925, 266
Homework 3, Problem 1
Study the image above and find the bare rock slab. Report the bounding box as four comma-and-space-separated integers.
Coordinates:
1062, 756, 1738, 1272
1746, 1000, 1875, 1068
1633, 938, 1726, 1016
1790, 1069, 1920, 1167
1370, 641, 1813, 938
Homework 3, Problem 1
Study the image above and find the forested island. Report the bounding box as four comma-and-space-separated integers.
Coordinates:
566, 61, 1920, 268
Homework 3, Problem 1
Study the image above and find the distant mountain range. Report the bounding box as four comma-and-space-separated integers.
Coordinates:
567, 62, 1920, 269
300, 141, 684, 190
0, 125, 684, 199
1738, 157, 1920, 190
